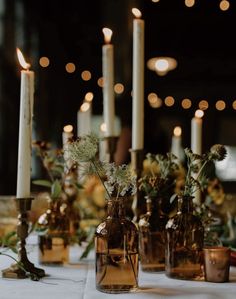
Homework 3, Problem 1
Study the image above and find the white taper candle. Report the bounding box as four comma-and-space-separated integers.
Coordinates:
132, 8, 144, 150
102, 28, 115, 137
16, 48, 34, 198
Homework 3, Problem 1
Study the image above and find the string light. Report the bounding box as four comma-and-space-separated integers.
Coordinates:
148, 93, 158, 104
114, 83, 124, 94
219, 0, 230, 11
97, 77, 104, 87
185, 0, 195, 8
151, 0, 232, 11
181, 98, 192, 109
39, 56, 50, 67
198, 100, 209, 110
232, 100, 236, 110
164, 96, 175, 107
65, 62, 76, 73
81, 70, 91, 81
216, 100, 226, 111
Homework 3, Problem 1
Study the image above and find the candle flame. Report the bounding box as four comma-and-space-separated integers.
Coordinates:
132, 8, 142, 18
102, 28, 113, 44
195, 109, 204, 118
100, 122, 107, 132
174, 126, 182, 137
80, 102, 90, 112
63, 125, 73, 133
85, 92, 94, 102
16, 48, 31, 70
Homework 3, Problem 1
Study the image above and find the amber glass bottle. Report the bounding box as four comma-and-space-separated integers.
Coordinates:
38, 198, 70, 265
139, 196, 168, 272
95, 198, 139, 293
165, 195, 204, 280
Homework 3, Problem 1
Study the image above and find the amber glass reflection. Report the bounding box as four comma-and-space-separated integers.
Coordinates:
165, 195, 204, 280
38, 199, 70, 265
139, 196, 168, 272
95, 198, 139, 293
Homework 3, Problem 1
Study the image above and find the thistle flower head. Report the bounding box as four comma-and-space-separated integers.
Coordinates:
209, 144, 227, 161
183, 144, 227, 197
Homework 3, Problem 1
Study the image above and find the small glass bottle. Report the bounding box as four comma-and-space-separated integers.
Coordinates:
95, 198, 139, 294
38, 198, 70, 265
139, 196, 168, 272
165, 195, 204, 280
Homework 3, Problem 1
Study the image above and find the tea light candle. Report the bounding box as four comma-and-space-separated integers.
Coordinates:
203, 247, 231, 282
16, 48, 34, 198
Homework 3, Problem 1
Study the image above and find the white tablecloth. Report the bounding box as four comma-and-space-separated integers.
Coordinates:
1, 237, 236, 299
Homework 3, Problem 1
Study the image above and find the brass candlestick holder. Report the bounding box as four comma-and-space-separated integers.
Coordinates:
2, 197, 45, 279
130, 149, 144, 223
103, 136, 118, 163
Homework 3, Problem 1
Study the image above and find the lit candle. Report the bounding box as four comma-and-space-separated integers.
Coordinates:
62, 125, 73, 147
191, 110, 204, 155
102, 27, 115, 137
77, 101, 91, 137
62, 125, 73, 170
16, 48, 34, 198
132, 8, 145, 150
171, 126, 183, 161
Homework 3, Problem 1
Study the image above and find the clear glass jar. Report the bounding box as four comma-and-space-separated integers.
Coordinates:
95, 198, 139, 293
38, 198, 70, 265
139, 196, 168, 272
165, 195, 204, 280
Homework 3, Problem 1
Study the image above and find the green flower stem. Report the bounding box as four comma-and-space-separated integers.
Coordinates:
91, 160, 111, 199
0, 252, 27, 274
195, 159, 208, 181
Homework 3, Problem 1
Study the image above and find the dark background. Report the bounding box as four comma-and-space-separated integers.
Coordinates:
0, 0, 236, 194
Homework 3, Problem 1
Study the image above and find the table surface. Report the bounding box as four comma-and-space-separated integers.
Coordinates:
0, 236, 236, 299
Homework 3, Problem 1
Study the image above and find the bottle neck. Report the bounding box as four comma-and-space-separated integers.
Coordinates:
178, 195, 194, 213
145, 196, 161, 215
107, 198, 125, 218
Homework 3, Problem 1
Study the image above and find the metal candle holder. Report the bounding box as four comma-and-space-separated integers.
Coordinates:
130, 149, 144, 223
2, 197, 45, 279
103, 136, 118, 163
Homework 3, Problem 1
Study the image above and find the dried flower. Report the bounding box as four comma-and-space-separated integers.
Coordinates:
68, 133, 99, 163
139, 153, 179, 199
104, 163, 137, 197
68, 134, 137, 199
209, 144, 227, 161
183, 144, 227, 197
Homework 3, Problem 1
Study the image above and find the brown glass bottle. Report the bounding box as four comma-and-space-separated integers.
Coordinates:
95, 198, 139, 293
38, 198, 70, 265
165, 195, 204, 280
139, 196, 168, 272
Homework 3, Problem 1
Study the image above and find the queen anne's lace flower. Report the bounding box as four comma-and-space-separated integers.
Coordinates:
67, 134, 137, 199
67, 134, 99, 163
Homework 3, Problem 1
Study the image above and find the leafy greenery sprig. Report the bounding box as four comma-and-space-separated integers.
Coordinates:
32, 141, 82, 199
139, 153, 179, 198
